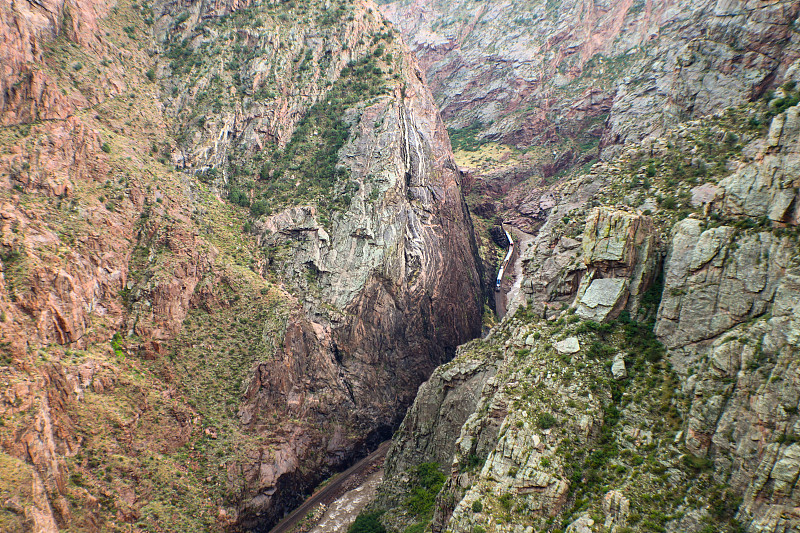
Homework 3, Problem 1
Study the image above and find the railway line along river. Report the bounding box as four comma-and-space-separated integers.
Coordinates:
268, 441, 391, 533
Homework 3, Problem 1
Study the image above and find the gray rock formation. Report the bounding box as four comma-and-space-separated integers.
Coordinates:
554, 336, 580, 355
373, 77, 800, 533
0, 0, 484, 530
576, 277, 629, 322
610, 354, 627, 380
720, 105, 800, 225
381, 0, 800, 154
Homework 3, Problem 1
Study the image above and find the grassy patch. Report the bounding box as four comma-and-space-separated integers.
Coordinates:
403, 462, 446, 529
448, 122, 490, 152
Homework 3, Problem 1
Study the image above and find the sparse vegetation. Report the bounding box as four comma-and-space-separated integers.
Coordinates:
5, 2, 797, 533
448, 122, 490, 152
537, 412, 557, 429
405, 463, 446, 517
348, 511, 387, 533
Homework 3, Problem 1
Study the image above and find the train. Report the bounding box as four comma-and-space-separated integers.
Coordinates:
495, 225, 514, 291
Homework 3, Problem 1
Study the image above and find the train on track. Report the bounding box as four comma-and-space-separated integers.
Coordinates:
495, 225, 514, 291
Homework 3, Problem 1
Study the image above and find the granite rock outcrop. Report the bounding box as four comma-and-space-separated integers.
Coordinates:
381, 0, 800, 153
372, 77, 800, 533
380, 0, 800, 246
0, 0, 483, 531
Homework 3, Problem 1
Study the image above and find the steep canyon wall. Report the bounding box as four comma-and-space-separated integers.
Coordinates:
0, 0, 482, 530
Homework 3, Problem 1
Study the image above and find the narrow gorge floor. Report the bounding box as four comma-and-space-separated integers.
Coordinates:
309, 470, 384, 533
496, 227, 536, 319
267, 442, 390, 533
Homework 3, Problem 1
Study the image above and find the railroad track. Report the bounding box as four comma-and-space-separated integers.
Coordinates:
268, 441, 392, 533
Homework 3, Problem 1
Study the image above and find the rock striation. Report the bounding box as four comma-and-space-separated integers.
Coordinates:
0, 0, 482, 531
372, 65, 800, 533
381, 0, 800, 153
379, 0, 800, 243
575, 207, 659, 322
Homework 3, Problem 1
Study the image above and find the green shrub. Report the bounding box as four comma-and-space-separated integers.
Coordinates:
463, 453, 486, 471
101, 142, 112, 153
111, 332, 125, 359
471, 500, 483, 513
659, 196, 677, 210
405, 463, 446, 518
682, 453, 713, 472
499, 493, 513, 510
537, 412, 557, 430
709, 489, 742, 521
250, 200, 270, 217
587, 341, 615, 359
348, 511, 386, 533
772, 94, 800, 115
619, 318, 664, 363
228, 188, 249, 207
448, 122, 489, 152
576, 320, 612, 335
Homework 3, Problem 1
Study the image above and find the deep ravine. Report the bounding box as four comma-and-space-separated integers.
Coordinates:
362, 1, 800, 533
2, 1, 800, 533
0, 0, 484, 531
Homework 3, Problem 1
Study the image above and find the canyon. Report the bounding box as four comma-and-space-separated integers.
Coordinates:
1, 0, 481, 530
367, 1, 800, 532
1, 0, 799, 533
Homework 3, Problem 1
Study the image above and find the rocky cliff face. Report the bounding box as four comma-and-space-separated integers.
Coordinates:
0, 0, 482, 531
381, 0, 800, 148
372, 53, 800, 533
380, 0, 800, 241
4, 0, 800, 531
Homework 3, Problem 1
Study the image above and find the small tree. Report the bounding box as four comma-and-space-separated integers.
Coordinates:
348, 511, 386, 533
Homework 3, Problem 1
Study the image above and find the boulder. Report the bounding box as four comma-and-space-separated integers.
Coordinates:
603, 490, 630, 529
690, 183, 721, 208
611, 354, 627, 380
576, 278, 629, 322
566, 515, 595, 533
577, 208, 660, 319
554, 337, 581, 354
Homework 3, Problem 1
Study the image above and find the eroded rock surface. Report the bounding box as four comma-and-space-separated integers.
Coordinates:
373, 80, 800, 533
0, 0, 482, 531
381, 0, 800, 153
